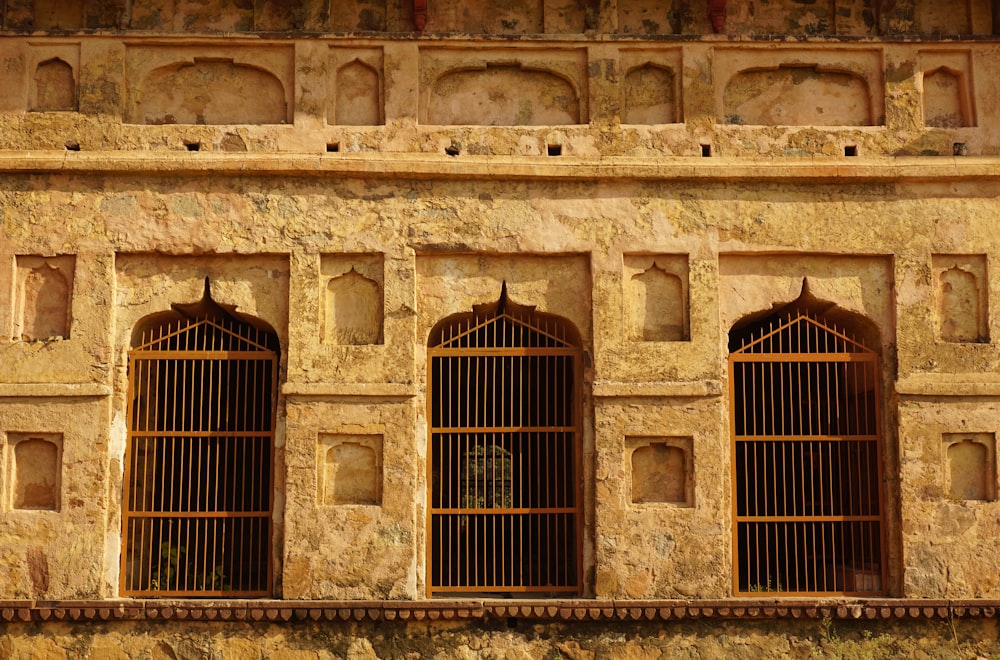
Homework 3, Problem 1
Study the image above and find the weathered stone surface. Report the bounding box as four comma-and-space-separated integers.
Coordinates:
0, 0, 999, 631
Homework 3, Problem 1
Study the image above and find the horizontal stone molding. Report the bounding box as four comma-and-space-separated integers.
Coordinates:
1, 599, 997, 624
896, 374, 1000, 397
0, 152, 996, 184
0, 383, 111, 398
592, 380, 722, 398
282, 382, 415, 398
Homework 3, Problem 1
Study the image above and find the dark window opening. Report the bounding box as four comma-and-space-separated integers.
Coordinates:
427, 285, 582, 596
729, 304, 886, 595
121, 282, 279, 597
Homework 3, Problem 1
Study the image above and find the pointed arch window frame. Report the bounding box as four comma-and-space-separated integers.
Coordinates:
426, 285, 584, 596
729, 308, 888, 597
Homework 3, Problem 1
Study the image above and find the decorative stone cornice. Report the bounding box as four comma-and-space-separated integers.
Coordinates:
1, 599, 997, 624
0, 152, 996, 184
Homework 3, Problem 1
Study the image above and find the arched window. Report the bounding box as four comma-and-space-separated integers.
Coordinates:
729, 297, 886, 595
427, 285, 582, 596
121, 281, 279, 597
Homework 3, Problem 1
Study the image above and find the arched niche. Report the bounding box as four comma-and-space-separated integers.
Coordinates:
945, 436, 995, 501
427, 64, 581, 125
723, 64, 873, 126
14, 257, 72, 341
937, 265, 986, 343
630, 440, 690, 504
325, 267, 383, 345
623, 63, 677, 125
32, 58, 76, 111
321, 436, 382, 505
12, 435, 61, 511
134, 59, 288, 125
923, 67, 970, 128
333, 59, 382, 126
627, 261, 687, 341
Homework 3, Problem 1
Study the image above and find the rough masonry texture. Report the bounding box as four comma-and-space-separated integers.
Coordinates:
1, 0, 1000, 657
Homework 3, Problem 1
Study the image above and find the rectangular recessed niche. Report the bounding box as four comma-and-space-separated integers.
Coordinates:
9, 433, 62, 511
547, 144, 562, 156
943, 433, 996, 501
627, 436, 693, 506
13, 255, 75, 341
326, 142, 340, 152
844, 145, 858, 157
318, 434, 382, 505
320, 254, 385, 345
624, 254, 690, 342
932, 254, 989, 343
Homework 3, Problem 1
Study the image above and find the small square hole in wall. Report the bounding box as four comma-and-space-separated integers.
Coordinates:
627, 436, 693, 506
184, 141, 201, 152
953, 142, 968, 156
844, 145, 858, 157
64, 141, 80, 151
326, 142, 340, 153
701, 144, 712, 157
547, 144, 562, 156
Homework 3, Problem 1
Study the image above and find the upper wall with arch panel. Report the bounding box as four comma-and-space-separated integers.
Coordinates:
716, 48, 884, 127
124, 45, 293, 125
419, 48, 588, 126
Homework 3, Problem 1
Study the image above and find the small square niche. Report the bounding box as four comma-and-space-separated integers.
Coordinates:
9, 433, 62, 511
627, 436, 693, 506
318, 434, 383, 505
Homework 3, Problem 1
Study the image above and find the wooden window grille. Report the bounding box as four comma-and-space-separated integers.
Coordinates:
427, 286, 583, 596
729, 309, 886, 595
121, 283, 278, 597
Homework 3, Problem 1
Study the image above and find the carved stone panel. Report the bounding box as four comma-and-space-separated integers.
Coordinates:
13, 255, 74, 341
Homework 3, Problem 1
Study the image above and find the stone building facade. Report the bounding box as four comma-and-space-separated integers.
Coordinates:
2, 0, 1000, 656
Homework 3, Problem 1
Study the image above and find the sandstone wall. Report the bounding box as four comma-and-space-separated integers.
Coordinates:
0, 0, 999, 609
